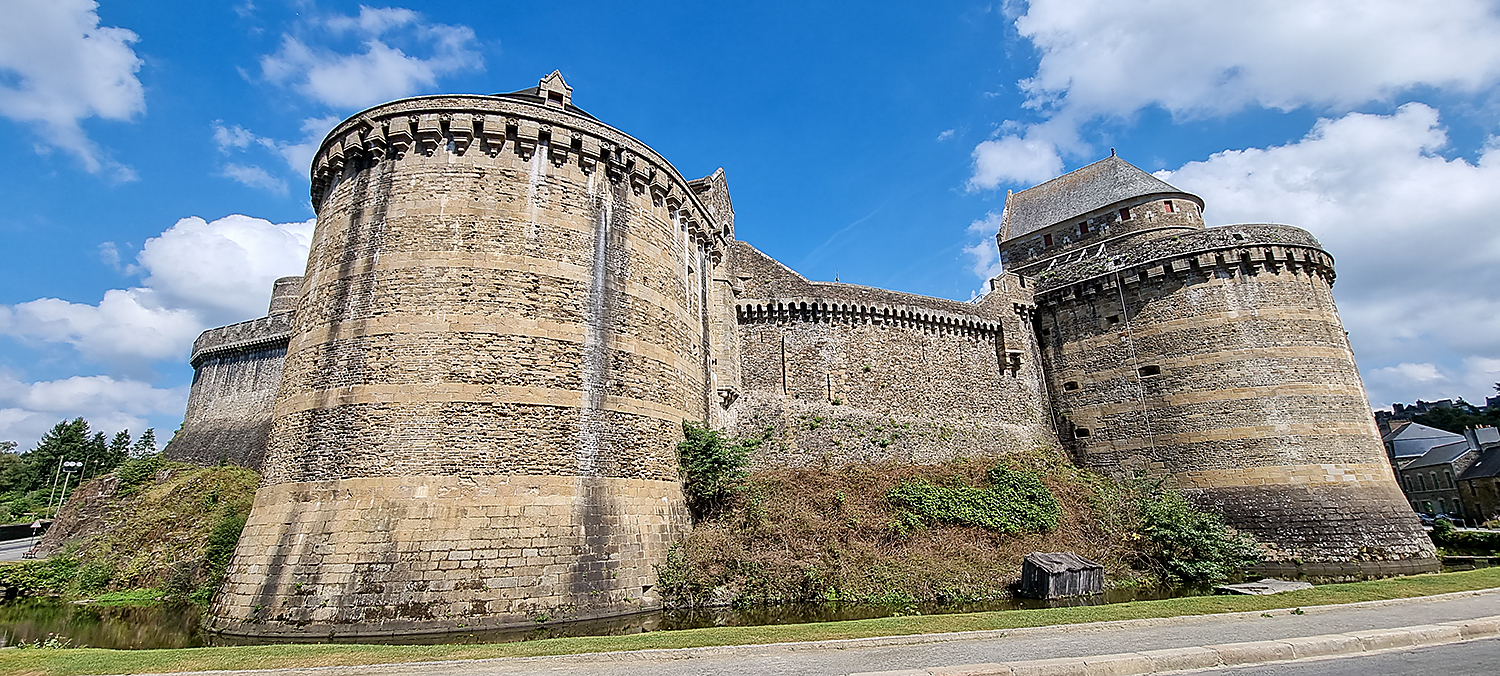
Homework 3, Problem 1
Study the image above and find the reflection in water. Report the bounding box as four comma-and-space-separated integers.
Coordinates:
0, 585, 1210, 650
0, 599, 206, 649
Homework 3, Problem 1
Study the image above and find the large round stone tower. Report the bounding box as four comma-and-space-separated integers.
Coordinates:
209, 72, 735, 636
1001, 155, 1437, 577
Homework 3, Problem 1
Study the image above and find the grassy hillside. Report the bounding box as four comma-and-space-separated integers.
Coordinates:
0, 458, 258, 603
658, 446, 1256, 607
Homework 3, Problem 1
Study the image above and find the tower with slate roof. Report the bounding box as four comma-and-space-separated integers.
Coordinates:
1001, 154, 1436, 576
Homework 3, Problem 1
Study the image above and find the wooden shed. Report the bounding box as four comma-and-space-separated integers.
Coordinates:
1017, 552, 1104, 599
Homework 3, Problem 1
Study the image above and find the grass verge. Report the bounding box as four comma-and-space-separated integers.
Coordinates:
5, 567, 1498, 676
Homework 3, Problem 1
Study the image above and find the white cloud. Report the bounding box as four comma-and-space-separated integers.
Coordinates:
1158, 104, 1500, 407
969, 134, 1064, 190
260, 6, 482, 109
962, 211, 1007, 282
936, 129, 956, 142
0, 372, 186, 450
0, 289, 201, 364
971, 0, 1500, 188
137, 214, 315, 324
0, 215, 314, 365
212, 122, 267, 153
221, 163, 289, 195
0, 0, 144, 179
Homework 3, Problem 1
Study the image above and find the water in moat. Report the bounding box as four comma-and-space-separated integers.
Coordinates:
0, 585, 1209, 650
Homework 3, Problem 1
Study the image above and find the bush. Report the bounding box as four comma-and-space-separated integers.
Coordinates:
676, 422, 753, 517
1137, 486, 1261, 585
1431, 521, 1500, 554
887, 465, 1060, 534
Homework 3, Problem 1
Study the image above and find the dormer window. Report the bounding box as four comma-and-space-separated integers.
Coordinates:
1119, 208, 1131, 221
548, 91, 564, 105
1164, 200, 1176, 213
1079, 222, 1090, 235
1044, 233, 1054, 246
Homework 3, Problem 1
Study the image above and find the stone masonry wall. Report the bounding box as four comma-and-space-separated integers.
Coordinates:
212, 90, 727, 636
1036, 223, 1436, 573
726, 243, 1055, 467
208, 475, 685, 637
164, 312, 293, 469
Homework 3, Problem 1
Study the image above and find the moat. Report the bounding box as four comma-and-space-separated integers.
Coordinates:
0, 586, 1208, 650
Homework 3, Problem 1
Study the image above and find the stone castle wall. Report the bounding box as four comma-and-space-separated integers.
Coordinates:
211, 87, 728, 636
164, 309, 295, 468
1031, 223, 1435, 574
725, 243, 1055, 466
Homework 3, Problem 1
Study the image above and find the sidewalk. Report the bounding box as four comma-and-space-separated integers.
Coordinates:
175, 588, 1500, 676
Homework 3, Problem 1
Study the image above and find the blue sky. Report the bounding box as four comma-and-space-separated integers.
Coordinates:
3, 0, 1500, 449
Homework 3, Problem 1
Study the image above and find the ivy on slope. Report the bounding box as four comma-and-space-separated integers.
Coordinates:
887, 466, 1060, 534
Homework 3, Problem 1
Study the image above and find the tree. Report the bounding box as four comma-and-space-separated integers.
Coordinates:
131, 429, 157, 458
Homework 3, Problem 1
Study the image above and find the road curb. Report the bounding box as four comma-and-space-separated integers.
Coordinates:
850, 614, 1500, 676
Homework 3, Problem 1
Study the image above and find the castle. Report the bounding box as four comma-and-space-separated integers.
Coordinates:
166, 72, 1436, 637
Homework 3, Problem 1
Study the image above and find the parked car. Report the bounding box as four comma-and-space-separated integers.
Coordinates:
1418, 513, 1436, 526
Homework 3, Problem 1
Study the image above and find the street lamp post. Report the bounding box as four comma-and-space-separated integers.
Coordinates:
50, 460, 83, 518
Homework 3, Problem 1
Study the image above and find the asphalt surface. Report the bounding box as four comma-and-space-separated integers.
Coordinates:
0, 538, 39, 562
187, 589, 1500, 676
1207, 637, 1500, 675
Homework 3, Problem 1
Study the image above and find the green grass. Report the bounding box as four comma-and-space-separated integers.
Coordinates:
4, 567, 1498, 676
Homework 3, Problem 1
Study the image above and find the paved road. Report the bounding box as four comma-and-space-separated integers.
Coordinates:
0, 538, 39, 562
1211, 637, 1500, 675
197, 590, 1500, 676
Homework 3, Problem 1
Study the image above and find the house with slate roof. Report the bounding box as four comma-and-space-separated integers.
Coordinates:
1457, 427, 1500, 523
1384, 422, 1465, 465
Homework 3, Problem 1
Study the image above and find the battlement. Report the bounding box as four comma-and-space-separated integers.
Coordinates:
1026, 223, 1332, 298
189, 311, 293, 368
309, 76, 729, 261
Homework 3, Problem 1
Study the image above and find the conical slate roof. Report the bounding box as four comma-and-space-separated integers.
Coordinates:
999, 155, 1202, 243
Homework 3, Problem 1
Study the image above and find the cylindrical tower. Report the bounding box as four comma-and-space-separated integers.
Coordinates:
1004, 156, 1436, 576
209, 72, 730, 636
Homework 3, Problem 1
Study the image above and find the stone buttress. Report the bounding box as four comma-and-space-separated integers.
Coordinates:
208, 72, 732, 636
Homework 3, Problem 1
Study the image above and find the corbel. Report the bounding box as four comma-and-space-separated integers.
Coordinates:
478, 115, 505, 156
449, 112, 473, 155
387, 115, 414, 159
416, 113, 442, 155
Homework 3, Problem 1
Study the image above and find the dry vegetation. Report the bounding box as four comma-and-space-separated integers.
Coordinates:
0, 461, 258, 601
658, 447, 1162, 607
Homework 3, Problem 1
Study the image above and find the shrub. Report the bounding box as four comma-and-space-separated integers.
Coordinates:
676, 422, 752, 517
887, 465, 1060, 534
1137, 486, 1261, 585
1430, 521, 1500, 554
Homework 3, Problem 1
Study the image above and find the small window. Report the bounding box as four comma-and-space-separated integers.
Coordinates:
1044, 233, 1054, 246
1079, 222, 1090, 235
1138, 364, 1162, 377
1040, 327, 1051, 336
1106, 315, 1120, 326
1063, 381, 1080, 391
1119, 207, 1132, 221
1074, 428, 1091, 438
1164, 200, 1176, 213
548, 91, 564, 104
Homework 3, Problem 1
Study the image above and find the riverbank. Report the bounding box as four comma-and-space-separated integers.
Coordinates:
3, 566, 1497, 676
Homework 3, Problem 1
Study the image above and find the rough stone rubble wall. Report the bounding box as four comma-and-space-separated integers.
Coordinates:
726, 243, 1055, 467
212, 93, 727, 636
1036, 223, 1435, 573
164, 312, 294, 469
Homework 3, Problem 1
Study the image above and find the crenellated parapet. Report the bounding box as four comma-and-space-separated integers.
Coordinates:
189, 311, 294, 368
736, 298, 1004, 339
1028, 223, 1335, 303
308, 93, 731, 262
